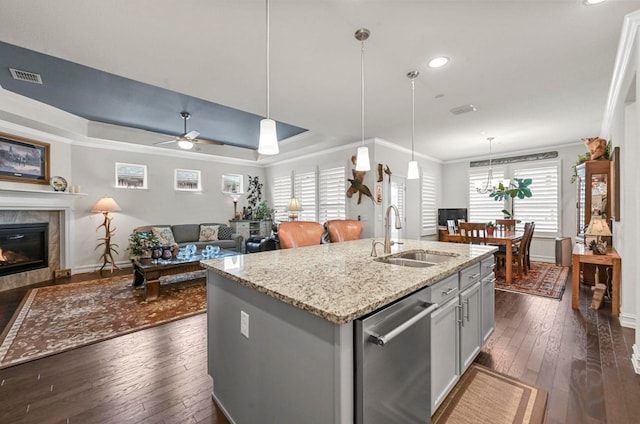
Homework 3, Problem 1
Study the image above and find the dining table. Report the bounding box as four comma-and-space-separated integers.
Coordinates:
439, 229, 524, 284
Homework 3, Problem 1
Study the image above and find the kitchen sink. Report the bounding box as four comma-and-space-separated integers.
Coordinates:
375, 250, 457, 268
375, 257, 436, 268
395, 251, 455, 264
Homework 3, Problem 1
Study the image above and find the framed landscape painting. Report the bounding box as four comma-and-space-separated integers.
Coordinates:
0, 133, 50, 185
115, 162, 147, 189
221, 173, 243, 194
175, 169, 202, 191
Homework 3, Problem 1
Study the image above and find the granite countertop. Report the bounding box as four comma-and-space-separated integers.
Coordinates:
201, 238, 496, 325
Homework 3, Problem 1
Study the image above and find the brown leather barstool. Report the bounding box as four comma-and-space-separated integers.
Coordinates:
278, 221, 324, 249
326, 220, 363, 242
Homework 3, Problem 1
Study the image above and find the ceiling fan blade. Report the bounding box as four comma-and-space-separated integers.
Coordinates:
153, 139, 178, 146
194, 138, 224, 146
184, 130, 200, 140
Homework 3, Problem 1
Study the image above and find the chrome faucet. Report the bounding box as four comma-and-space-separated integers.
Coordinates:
371, 204, 402, 256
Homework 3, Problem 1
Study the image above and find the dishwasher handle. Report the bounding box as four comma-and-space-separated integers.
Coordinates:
369, 302, 438, 347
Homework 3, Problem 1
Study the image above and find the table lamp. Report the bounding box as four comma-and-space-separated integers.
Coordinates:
91, 197, 122, 272
287, 197, 302, 221
229, 193, 243, 219
585, 215, 611, 255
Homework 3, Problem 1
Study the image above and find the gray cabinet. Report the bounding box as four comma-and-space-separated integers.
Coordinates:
430, 258, 494, 415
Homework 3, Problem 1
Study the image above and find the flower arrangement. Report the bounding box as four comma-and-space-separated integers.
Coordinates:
127, 232, 160, 257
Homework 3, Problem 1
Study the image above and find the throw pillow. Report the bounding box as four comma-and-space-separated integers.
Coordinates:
218, 225, 234, 240
199, 225, 220, 242
151, 227, 176, 246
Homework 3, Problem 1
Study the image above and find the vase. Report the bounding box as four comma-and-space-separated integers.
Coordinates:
161, 245, 173, 260
487, 228, 495, 236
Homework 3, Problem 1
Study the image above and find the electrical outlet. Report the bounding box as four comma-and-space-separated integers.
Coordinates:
54, 268, 71, 278
240, 310, 249, 339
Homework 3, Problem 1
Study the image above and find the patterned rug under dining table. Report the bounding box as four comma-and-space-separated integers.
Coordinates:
440, 229, 524, 284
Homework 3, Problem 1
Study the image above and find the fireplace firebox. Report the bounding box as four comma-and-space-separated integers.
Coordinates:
0, 223, 49, 277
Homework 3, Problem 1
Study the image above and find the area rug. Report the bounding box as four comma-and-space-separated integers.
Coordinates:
432, 364, 547, 424
495, 261, 569, 300
0, 272, 206, 369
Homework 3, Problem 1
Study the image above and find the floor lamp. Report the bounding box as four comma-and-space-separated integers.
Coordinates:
92, 197, 122, 272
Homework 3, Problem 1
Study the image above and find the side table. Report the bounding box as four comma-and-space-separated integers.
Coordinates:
572, 244, 621, 316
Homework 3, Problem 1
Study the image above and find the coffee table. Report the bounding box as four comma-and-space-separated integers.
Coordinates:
132, 250, 241, 301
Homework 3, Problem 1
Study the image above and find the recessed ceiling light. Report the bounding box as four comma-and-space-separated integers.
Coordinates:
428, 56, 449, 68
584, 0, 606, 5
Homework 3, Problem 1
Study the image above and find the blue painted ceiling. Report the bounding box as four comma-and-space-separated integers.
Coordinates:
0, 41, 307, 150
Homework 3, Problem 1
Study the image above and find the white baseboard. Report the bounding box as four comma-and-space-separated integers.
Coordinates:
73, 260, 132, 275
619, 312, 636, 329
633, 344, 640, 374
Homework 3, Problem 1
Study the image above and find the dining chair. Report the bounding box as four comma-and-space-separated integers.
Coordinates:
495, 221, 534, 277
326, 220, 363, 242
278, 221, 324, 249
496, 219, 517, 232
458, 222, 488, 245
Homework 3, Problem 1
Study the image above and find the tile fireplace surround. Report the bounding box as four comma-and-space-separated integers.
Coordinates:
0, 188, 77, 292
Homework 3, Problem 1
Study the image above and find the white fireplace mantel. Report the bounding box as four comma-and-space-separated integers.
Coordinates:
0, 188, 85, 269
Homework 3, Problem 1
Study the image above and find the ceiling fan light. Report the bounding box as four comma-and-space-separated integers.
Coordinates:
355, 146, 371, 171
258, 118, 279, 155
407, 160, 420, 180
178, 139, 194, 149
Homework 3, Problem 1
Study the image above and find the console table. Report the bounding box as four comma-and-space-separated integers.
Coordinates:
572, 244, 621, 316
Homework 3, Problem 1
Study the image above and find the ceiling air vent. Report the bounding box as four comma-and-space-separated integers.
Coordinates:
450, 104, 477, 115
9, 68, 43, 84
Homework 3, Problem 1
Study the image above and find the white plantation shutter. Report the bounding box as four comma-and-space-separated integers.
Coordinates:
468, 167, 506, 223
272, 175, 291, 222
513, 162, 559, 235
294, 171, 317, 222
319, 166, 346, 221
421, 173, 437, 235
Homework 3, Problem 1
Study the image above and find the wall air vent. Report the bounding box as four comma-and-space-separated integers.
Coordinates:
450, 104, 477, 115
9, 68, 43, 84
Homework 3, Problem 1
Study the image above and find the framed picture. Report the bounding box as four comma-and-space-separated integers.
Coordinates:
610, 146, 620, 222
175, 169, 202, 191
221, 173, 243, 194
115, 162, 147, 189
0, 133, 50, 185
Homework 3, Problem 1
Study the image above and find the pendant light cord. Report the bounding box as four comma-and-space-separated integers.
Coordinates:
411, 78, 415, 161
266, 0, 270, 120
361, 40, 365, 146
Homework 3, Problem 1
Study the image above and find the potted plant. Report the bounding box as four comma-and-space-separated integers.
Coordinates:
127, 232, 160, 259
489, 178, 533, 218
253, 200, 274, 221
486, 221, 495, 236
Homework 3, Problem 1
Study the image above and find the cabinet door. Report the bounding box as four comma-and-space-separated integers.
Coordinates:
459, 282, 481, 372
481, 274, 495, 344
430, 298, 460, 415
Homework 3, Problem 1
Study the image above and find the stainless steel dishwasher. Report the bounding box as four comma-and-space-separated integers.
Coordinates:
355, 286, 438, 424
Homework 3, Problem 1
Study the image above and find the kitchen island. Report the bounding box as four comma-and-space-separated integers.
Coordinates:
202, 238, 496, 423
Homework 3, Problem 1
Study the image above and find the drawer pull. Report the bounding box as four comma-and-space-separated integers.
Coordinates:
468, 273, 481, 280
442, 287, 456, 296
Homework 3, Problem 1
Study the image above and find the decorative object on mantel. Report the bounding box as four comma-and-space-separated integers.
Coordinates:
91, 197, 121, 272
50, 175, 67, 192
0, 132, 50, 185
347, 154, 374, 204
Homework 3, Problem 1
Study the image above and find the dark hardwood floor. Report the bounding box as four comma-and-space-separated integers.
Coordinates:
1, 268, 639, 423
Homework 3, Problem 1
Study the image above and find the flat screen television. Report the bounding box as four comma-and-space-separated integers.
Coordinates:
437, 208, 468, 227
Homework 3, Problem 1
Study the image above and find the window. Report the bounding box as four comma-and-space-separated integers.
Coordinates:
294, 171, 317, 222
319, 166, 346, 221
421, 173, 437, 236
272, 175, 291, 222
468, 167, 505, 223
513, 162, 559, 235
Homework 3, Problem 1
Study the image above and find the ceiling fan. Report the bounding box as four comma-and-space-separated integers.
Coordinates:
153, 112, 223, 150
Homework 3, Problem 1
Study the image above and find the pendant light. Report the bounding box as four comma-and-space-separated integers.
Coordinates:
258, 0, 279, 155
406, 70, 420, 180
355, 28, 370, 171
476, 137, 496, 193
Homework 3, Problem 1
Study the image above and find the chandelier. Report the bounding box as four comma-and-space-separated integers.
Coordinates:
475, 137, 509, 194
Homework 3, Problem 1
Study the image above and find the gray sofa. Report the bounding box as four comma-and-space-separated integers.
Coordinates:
134, 223, 243, 252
